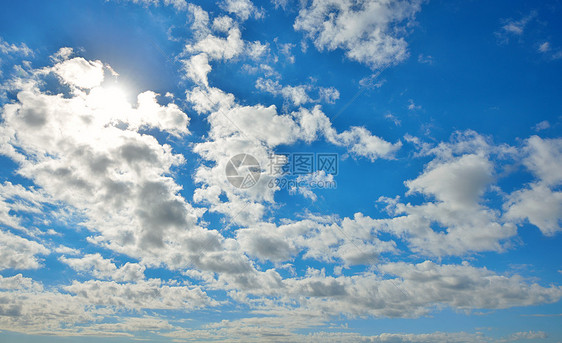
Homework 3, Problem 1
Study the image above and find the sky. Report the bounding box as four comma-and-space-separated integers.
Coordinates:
0, 0, 561, 342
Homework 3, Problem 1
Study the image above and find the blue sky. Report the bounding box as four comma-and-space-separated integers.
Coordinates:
0, 0, 561, 342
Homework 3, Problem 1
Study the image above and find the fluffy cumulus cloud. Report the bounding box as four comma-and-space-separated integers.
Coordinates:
0, 229, 49, 270
187, 87, 400, 224
1, 2, 562, 341
0, 181, 55, 232
179, 6, 401, 226
59, 253, 146, 282
220, 0, 263, 21
256, 77, 340, 106
505, 136, 562, 235
0, 37, 32, 57
0, 46, 557, 343
370, 133, 518, 256
294, 0, 423, 69
0, 53, 245, 276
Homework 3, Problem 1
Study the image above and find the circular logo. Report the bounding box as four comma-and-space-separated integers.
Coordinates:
225, 153, 261, 189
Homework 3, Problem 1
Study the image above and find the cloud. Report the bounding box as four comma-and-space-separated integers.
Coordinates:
0, 277, 214, 335
417, 53, 434, 65
237, 214, 396, 266
278, 261, 562, 318
52, 57, 105, 89
59, 253, 146, 282
538, 41, 551, 53
533, 120, 550, 131
2, 5, 561, 338
290, 170, 335, 201
113, 0, 188, 10
521, 136, 562, 186
370, 132, 519, 256
385, 113, 401, 126
494, 11, 538, 44
256, 78, 312, 106
504, 136, 562, 235
0, 274, 42, 291
187, 65, 398, 224
498, 12, 537, 37
294, 0, 423, 69
64, 278, 215, 310
0, 37, 32, 57
505, 183, 562, 236
220, 0, 264, 21
163, 317, 547, 343
407, 99, 421, 110
256, 78, 340, 106
0, 54, 238, 273
0, 181, 54, 232
0, 229, 49, 270
184, 25, 244, 61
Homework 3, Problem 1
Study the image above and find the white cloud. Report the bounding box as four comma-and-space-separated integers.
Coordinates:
220, 0, 264, 21
521, 136, 562, 186
256, 77, 312, 106
53, 57, 105, 89
0, 37, 32, 57
500, 12, 536, 36
187, 79, 398, 225
1, 4, 561, 339
385, 113, 401, 126
0, 181, 54, 231
59, 253, 146, 282
538, 41, 551, 53
0, 277, 214, 335
237, 214, 396, 266
295, 106, 402, 160
182, 53, 212, 86
406, 154, 493, 207
256, 78, 340, 106
290, 170, 335, 201
50, 47, 74, 62
187, 3, 211, 38
64, 278, 215, 310
371, 133, 519, 256
0, 54, 237, 273
0, 288, 95, 333
504, 136, 562, 235
0, 229, 49, 270
185, 26, 244, 61
505, 183, 562, 236
294, 0, 423, 69
318, 86, 340, 103
408, 99, 421, 110
0, 274, 42, 291
278, 261, 562, 318
114, 0, 188, 10
496, 11, 537, 44
417, 53, 434, 64
533, 120, 550, 131
246, 41, 270, 60
330, 126, 402, 161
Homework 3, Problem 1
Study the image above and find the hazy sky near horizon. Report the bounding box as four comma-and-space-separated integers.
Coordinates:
0, 0, 562, 342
